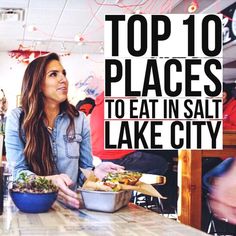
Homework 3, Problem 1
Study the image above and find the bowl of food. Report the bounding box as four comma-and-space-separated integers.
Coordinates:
9, 173, 58, 213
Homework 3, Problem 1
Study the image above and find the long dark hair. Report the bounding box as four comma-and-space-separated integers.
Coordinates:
20, 53, 79, 176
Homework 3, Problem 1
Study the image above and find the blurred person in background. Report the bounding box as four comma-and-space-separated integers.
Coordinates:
223, 82, 236, 130
207, 158, 236, 224
90, 91, 168, 175
202, 83, 236, 176
90, 91, 179, 212
202, 83, 236, 225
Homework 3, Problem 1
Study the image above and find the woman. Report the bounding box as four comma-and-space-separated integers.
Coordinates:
5, 53, 123, 208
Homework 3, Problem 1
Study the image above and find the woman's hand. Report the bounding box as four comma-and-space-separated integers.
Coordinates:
94, 162, 124, 180
46, 174, 80, 209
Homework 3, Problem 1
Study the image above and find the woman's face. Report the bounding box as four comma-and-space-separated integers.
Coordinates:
41, 59, 68, 105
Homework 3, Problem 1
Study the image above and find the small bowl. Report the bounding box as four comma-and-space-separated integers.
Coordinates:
9, 189, 58, 213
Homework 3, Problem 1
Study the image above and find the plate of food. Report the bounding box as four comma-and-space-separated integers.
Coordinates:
78, 171, 141, 212
78, 169, 166, 212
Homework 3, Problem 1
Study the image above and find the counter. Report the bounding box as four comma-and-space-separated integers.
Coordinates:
0, 198, 208, 236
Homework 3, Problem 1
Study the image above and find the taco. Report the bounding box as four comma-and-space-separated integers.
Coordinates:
102, 171, 142, 186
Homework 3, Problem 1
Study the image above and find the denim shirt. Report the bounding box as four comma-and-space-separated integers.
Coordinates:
5, 107, 93, 188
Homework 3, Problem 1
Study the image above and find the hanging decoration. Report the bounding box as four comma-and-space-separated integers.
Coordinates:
188, 0, 199, 13
8, 44, 49, 64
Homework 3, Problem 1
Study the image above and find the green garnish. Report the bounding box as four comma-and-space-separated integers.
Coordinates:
12, 173, 58, 193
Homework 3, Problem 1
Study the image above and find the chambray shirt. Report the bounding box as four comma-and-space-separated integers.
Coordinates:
5, 107, 93, 188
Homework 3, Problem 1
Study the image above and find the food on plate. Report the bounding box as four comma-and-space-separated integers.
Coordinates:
83, 180, 121, 192
102, 170, 142, 186
83, 171, 142, 192
81, 170, 165, 198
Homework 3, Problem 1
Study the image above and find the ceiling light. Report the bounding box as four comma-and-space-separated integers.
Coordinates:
0, 8, 25, 22
74, 34, 84, 42
188, 1, 199, 13
27, 25, 37, 32
82, 54, 89, 60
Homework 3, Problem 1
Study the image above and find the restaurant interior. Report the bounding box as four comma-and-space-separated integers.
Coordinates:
0, 0, 236, 235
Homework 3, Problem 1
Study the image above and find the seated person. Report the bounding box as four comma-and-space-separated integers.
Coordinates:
90, 92, 179, 211
90, 91, 168, 176
203, 157, 236, 224
201, 84, 236, 227
223, 82, 236, 130
202, 83, 236, 176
